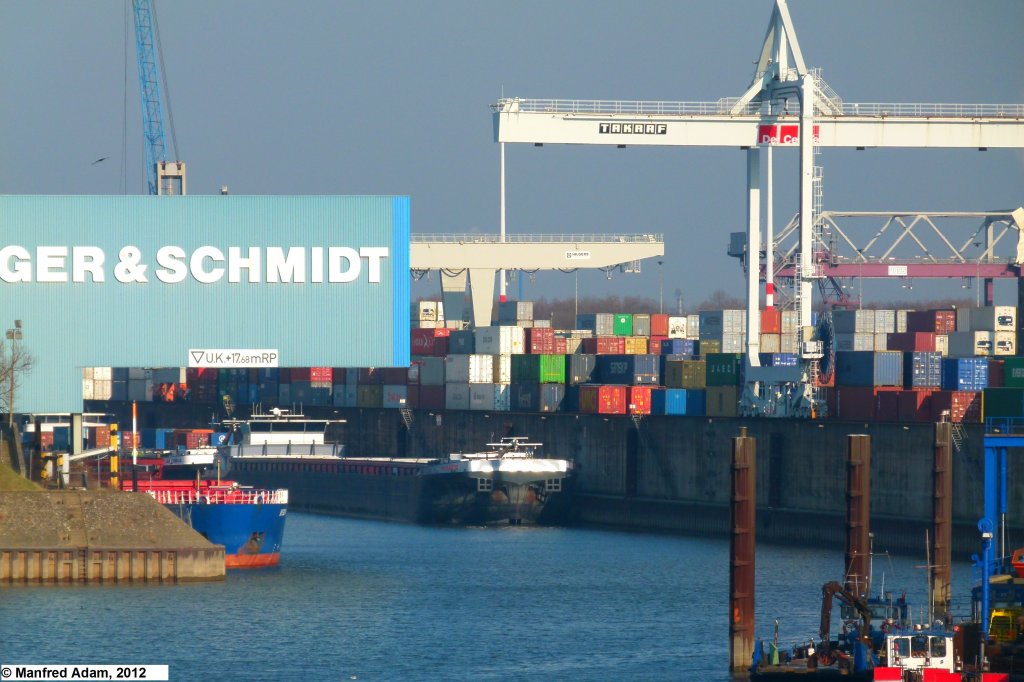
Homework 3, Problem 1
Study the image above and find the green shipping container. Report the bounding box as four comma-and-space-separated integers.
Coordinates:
613, 313, 633, 337
705, 353, 744, 386
983, 387, 1024, 419
1003, 357, 1024, 388
699, 340, 721, 355
511, 354, 566, 384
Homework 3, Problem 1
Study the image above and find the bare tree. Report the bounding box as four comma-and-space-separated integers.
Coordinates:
0, 335, 34, 424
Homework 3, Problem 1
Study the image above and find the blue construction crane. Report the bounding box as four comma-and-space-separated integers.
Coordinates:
132, 0, 182, 195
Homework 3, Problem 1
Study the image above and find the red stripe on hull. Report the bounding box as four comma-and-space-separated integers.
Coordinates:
225, 552, 280, 569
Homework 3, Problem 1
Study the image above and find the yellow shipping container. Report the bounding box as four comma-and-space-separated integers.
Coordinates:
760, 333, 781, 353
700, 339, 721, 355
624, 336, 649, 354
706, 386, 739, 417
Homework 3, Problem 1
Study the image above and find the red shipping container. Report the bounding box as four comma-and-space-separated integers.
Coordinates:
417, 385, 445, 410
886, 332, 936, 352
186, 367, 217, 384
553, 337, 567, 355
411, 329, 450, 356
310, 367, 333, 384
291, 368, 312, 382
875, 389, 900, 421
628, 386, 653, 414
405, 384, 420, 408
836, 387, 880, 421
906, 310, 956, 334
989, 359, 1005, 388
650, 314, 669, 337
931, 390, 981, 423
581, 336, 626, 355
578, 384, 627, 414
761, 308, 782, 334
526, 327, 556, 354
89, 425, 111, 449
898, 389, 935, 422
648, 335, 668, 356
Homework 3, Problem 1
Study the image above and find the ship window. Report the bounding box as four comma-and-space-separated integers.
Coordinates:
893, 638, 910, 658
910, 635, 928, 657
930, 637, 946, 658
545, 478, 561, 492
477, 478, 493, 492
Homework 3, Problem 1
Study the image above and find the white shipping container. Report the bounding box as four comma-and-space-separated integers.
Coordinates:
874, 333, 888, 351
474, 326, 525, 355
686, 314, 700, 340
83, 367, 94, 380
382, 385, 408, 408
83, 378, 94, 400
935, 335, 948, 356
498, 300, 533, 322
994, 331, 1016, 356
721, 333, 744, 353
418, 301, 439, 321
874, 310, 896, 334
415, 319, 439, 329
833, 333, 874, 352
493, 354, 512, 383
444, 355, 494, 384
759, 333, 781, 353
94, 367, 112, 381
780, 334, 798, 354
533, 319, 551, 329
946, 331, 992, 357
667, 316, 687, 339
445, 382, 471, 410
896, 310, 909, 333
781, 310, 799, 333
560, 336, 583, 354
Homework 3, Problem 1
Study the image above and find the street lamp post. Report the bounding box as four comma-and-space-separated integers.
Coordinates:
6, 320, 23, 426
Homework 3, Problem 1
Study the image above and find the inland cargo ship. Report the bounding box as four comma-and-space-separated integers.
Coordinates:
219, 410, 573, 525
123, 447, 289, 568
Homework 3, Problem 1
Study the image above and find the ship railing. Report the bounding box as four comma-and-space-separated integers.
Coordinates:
146, 489, 289, 505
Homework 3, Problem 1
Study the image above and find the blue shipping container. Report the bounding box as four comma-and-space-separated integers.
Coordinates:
651, 388, 705, 416
448, 330, 475, 354
661, 339, 697, 356
941, 358, 988, 391
565, 354, 597, 386
758, 353, 798, 367
595, 355, 659, 385
834, 351, 903, 387
903, 352, 942, 389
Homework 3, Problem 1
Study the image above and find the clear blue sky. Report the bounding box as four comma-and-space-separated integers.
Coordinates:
2, 1, 1023, 310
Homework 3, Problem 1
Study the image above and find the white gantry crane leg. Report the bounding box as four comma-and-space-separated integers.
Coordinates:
746, 148, 762, 368
798, 73, 816, 340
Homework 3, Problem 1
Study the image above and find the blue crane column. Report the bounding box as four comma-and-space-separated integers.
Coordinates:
979, 432, 1017, 638
132, 0, 170, 196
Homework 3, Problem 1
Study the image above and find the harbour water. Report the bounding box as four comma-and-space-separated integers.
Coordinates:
1, 513, 975, 681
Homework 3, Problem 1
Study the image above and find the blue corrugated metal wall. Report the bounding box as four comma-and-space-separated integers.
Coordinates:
0, 195, 410, 412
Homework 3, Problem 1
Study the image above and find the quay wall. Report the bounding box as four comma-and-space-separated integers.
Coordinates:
0, 491, 225, 584
328, 407, 1002, 556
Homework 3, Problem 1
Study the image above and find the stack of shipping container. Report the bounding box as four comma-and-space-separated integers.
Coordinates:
84, 303, 1024, 425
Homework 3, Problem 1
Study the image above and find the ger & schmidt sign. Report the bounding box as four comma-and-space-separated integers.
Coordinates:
0, 195, 410, 413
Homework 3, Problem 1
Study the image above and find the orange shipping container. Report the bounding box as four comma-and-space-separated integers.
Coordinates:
650, 314, 669, 337
761, 308, 782, 334
628, 386, 653, 414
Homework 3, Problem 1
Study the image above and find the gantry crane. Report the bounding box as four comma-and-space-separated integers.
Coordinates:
491, 0, 1024, 417
132, 0, 185, 195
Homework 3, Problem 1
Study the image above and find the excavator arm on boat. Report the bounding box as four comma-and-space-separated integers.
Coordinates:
820, 580, 872, 647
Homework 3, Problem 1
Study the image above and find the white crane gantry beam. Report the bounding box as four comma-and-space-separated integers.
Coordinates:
411, 234, 664, 328
493, 105, 1024, 149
